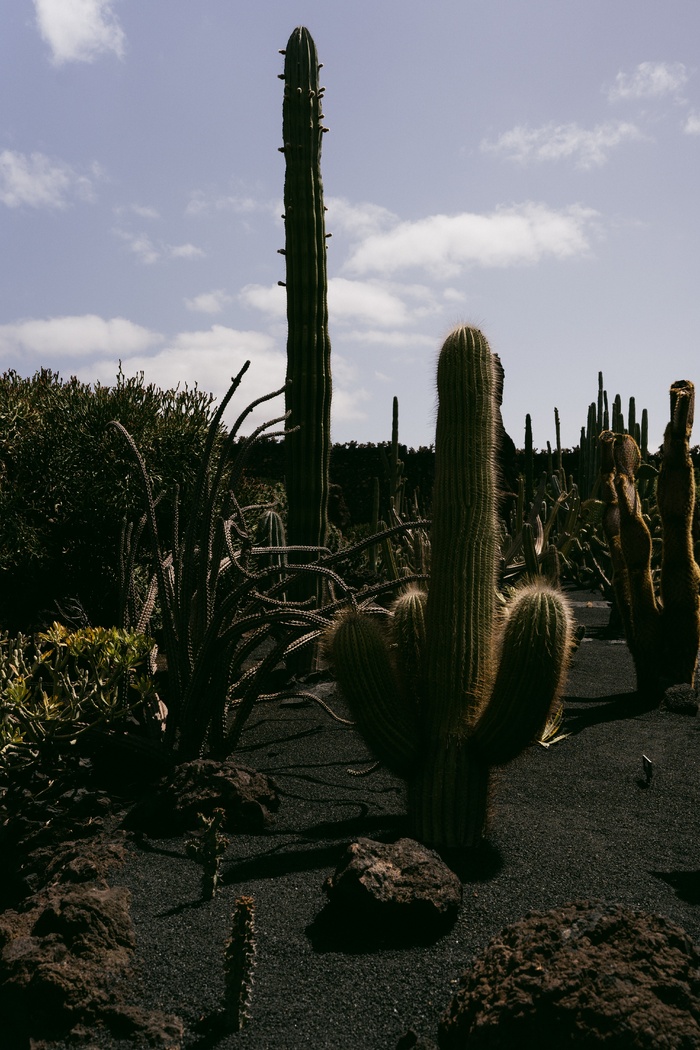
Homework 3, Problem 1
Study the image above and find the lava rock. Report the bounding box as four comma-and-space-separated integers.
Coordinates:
439, 899, 700, 1049
322, 837, 462, 943
125, 757, 280, 834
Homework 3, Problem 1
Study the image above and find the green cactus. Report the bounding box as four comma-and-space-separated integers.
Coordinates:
279, 26, 332, 568
600, 379, 700, 697
328, 327, 573, 851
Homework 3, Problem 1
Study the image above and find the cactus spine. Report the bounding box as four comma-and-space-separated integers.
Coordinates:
280, 26, 332, 565
328, 327, 573, 851
600, 380, 700, 696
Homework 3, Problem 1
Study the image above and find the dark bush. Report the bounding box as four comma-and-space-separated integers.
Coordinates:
0, 367, 219, 631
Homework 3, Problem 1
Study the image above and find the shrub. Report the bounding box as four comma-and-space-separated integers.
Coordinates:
0, 367, 220, 631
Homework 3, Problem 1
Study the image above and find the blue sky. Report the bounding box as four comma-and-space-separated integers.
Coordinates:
2, 1, 699, 452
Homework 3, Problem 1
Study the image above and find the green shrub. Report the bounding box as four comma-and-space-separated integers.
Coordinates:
0, 367, 221, 630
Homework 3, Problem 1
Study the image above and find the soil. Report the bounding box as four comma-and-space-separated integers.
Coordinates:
3, 587, 700, 1049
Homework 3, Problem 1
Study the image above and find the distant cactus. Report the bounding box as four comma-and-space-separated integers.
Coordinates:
600, 379, 700, 697
328, 326, 573, 851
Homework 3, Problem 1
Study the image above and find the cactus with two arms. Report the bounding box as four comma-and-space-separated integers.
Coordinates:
328, 326, 573, 851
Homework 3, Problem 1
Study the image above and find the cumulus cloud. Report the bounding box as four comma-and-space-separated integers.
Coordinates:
607, 61, 688, 103
241, 277, 439, 329
114, 229, 205, 264
0, 315, 162, 358
325, 197, 398, 240
0, 150, 96, 209
185, 290, 233, 314
481, 121, 644, 169
34, 0, 125, 65
343, 202, 599, 278
85, 326, 288, 432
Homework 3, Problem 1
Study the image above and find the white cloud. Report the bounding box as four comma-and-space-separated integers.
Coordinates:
0, 315, 162, 358
87, 326, 288, 432
240, 283, 286, 318
325, 197, 398, 239
185, 290, 233, 314
34, 0, 125, 65
0, 150, 95, 208
344, 202, 599, 278
169, 243, 205, 260
607, 61, 688, 103
481, 121, 644, 169
241, 277, 439, 329
329, 278, 412, 327
684, 112, 700, 136
114, 229, 205, 264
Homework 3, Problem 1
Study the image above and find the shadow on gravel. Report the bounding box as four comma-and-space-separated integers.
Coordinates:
563, 692, 658, 733
651, 870, 700, 905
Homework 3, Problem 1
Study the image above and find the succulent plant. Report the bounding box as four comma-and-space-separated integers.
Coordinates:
328, 326, 573, 851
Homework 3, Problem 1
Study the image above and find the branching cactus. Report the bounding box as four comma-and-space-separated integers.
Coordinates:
279, 26, 332, 563
600, 380, 700, 697
328, 327, 573, 851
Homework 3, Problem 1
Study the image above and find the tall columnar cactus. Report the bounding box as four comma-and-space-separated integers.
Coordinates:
279, 26, 332, 562
600, 380, 700, 697
328, 327, 573, 851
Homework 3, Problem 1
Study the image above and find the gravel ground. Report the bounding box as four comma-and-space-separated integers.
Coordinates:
39, 591, 700, 1048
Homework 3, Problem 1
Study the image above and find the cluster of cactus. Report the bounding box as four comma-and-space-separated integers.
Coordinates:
279, 26, 332, 575
327, 327, 573, 851
578, 372, 650, 499
599, 380, 700, 697
0, 623, 156, 770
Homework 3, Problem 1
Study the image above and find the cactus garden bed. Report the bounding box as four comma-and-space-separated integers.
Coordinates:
3, 588, 700, 1048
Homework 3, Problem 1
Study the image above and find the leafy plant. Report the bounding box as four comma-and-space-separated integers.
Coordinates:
0, 623, 156, 772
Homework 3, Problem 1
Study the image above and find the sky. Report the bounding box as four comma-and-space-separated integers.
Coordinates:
1, 1, 700, 453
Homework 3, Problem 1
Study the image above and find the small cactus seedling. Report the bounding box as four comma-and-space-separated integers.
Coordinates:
224, 896, 256, 1032
328, 326, 573, 851
185, 808, 228, 900
600, 379, 700, 697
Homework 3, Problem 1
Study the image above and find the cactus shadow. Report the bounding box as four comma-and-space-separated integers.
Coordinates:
650, 870, 700, 905
563, 692, 658, 734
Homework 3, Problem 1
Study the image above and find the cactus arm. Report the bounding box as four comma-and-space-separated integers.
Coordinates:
471, 582, 573, 766
328, 609, 418, 776
656, 381, 700, 684
391, 586, 427, 709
